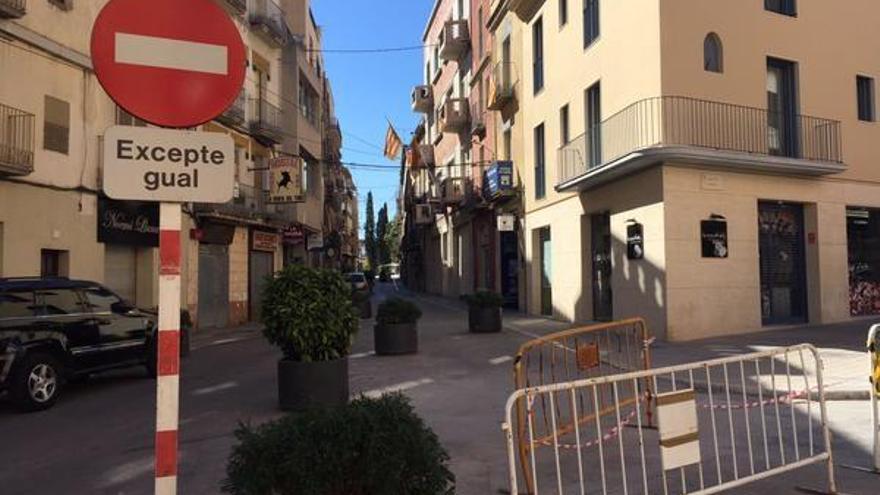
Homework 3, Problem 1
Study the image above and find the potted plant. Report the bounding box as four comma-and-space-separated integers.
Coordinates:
374, 297, 422, 355
223, 394, 455, 495
463, 291, 504, 333
353, 289, 372, 319
261, 265, 358, 411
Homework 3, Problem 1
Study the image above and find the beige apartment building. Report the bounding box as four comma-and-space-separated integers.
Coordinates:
508, 0, 879, 340
0, 0, 353, 330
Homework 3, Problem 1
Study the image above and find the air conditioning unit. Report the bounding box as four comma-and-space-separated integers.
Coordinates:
414, 204, 433, 225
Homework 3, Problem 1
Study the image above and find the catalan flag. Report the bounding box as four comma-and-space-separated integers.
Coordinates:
383, 122, 403, 161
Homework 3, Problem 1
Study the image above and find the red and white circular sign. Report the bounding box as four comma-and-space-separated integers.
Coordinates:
91, 0, 247, 128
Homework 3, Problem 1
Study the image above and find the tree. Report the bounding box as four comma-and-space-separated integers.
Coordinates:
384, 213, 403, 263
364, 192, 376, 269
376, 203, 389, 265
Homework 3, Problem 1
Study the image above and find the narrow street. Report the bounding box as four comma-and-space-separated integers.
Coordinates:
1, 283, 878, 494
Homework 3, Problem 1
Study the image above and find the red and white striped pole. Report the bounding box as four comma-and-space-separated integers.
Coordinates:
156, 202, 182, 494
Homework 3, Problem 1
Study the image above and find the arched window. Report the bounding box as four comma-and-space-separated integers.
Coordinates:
704, 33, 723, 73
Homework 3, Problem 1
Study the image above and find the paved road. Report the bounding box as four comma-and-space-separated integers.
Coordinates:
1, 283, 878, 494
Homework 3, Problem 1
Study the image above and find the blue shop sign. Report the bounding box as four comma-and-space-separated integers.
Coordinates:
485, 161, 514, 198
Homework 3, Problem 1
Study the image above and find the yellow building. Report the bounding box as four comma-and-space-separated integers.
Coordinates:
492, 0, 880, 340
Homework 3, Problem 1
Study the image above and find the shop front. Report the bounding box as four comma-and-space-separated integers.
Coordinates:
847, 207, 880, 316
97, 197, 159, 306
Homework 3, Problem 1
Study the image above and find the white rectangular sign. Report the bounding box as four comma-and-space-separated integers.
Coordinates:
497, 214, 516, 232
657, 389, 702, 471
103, 126, 234, 203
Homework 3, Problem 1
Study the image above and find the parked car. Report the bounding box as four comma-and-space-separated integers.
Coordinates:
0, 277, 190, 412
346, 272, 369, 293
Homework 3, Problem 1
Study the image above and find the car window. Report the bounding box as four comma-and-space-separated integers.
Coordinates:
35, 289, 86, 316
0, 291, 38, 318
81, 287, 123, 314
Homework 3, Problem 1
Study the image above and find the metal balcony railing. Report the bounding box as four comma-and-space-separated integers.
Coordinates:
249, 0, 287, 46
440, 98, 470, 133
249, 98, 284, 143
225, 0, 247, 16
557, 96, 843, 186
217, 90, 246, 127
197, 183, 285, 221
0, 0, 26, 18
0, 102, 35, 176
439, 19, 470, 61
488, 61, 518, 111
470, 100, 486, 137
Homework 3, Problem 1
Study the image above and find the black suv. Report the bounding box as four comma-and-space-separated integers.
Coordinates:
0, 277, 190, 411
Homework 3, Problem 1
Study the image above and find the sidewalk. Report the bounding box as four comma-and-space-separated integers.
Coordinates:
407, 289, 878, 400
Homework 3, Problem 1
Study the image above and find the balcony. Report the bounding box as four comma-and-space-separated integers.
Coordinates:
509, 0, 544, 22
324, 117, 342, 152
440, 98, 470, 133
249, 0, 288, 46
557, 96, 845, 192
439, 19, 470, 62
411, 85, 434, 114
195, 183, 285, 223
487, 61, 518, 111
439, 176, 466, 205
0, 103, 35, 176
418, 144, 435, 166
216, 90, 246, 128
249, 98, 284, 143
0, 0, 26, 18
470, 100, 486, 138
224, 0, 247, 16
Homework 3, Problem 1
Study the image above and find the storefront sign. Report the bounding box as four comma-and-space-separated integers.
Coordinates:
484, 161, 514, 199
252, 231, 278, 252
627, 223, 644, 260
701, 219, 729, 258
282, 225, 305, 245
497, 214, 516, 232
307, 234, 324, 251
97, 197, 159, 247
268, 156, 305, 204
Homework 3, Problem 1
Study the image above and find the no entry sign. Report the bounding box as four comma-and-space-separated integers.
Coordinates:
91, 0, 247, 128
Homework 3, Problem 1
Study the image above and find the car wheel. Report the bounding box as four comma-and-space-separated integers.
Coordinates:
10, 353, 63, 412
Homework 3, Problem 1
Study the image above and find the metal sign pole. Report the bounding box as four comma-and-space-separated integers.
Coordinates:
155, 202, 182, 494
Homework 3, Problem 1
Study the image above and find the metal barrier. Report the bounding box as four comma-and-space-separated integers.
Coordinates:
512, 318, 654, 493
503, 344, 837, 494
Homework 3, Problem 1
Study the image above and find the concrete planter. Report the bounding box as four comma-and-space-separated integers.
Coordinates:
374, 322, 419, 355
277, 357, 349, 411
468, 306, 502, 333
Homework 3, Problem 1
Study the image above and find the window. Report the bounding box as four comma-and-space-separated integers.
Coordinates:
767, 58, 798, 157
583, 0, 599, 48
532, 17, 544, 94
35, 289, 83, 316
41, 249, 68, 277
704, 33, 723, 73
534, 123, 546, 199
0, 291, 36, 318
477, 7, 484, 59
765, 0, 796, 16
585, 82, 602, 166
560, 0, 568, 26
560, 105, 571, 148
857, 76, 875, 122
116, 106, 147, 127
43, 95, 70, 154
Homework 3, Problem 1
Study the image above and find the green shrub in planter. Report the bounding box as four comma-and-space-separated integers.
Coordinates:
462, 291, 504, 333
375, 297, 422, 325
222, 394, 455, 495
262, 265, 358, 410
262, 265, 357, 362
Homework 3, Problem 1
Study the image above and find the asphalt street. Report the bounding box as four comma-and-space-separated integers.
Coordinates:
1, 283, 878, 494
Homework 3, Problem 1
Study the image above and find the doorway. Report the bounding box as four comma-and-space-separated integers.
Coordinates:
198, 244, 230, 329
591, 213, 613, 321
500, 231, 519, 309
758, 202, 807, 325
538, 228, 552, 316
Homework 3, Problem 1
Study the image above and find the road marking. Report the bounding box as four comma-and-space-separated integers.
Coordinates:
361, 378, 434, 399
489, 355, 513, 365
350, 351, 376, 359
192, 381, 238, 396
211, 337, 246, 346
115, 32, 229, 75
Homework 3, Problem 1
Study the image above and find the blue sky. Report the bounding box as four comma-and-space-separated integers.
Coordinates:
311, 0, 434, 235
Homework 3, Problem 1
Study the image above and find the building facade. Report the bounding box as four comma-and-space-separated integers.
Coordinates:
0, 0, 356, 330
406, 0, 880, 341
403, 0, 525, 307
